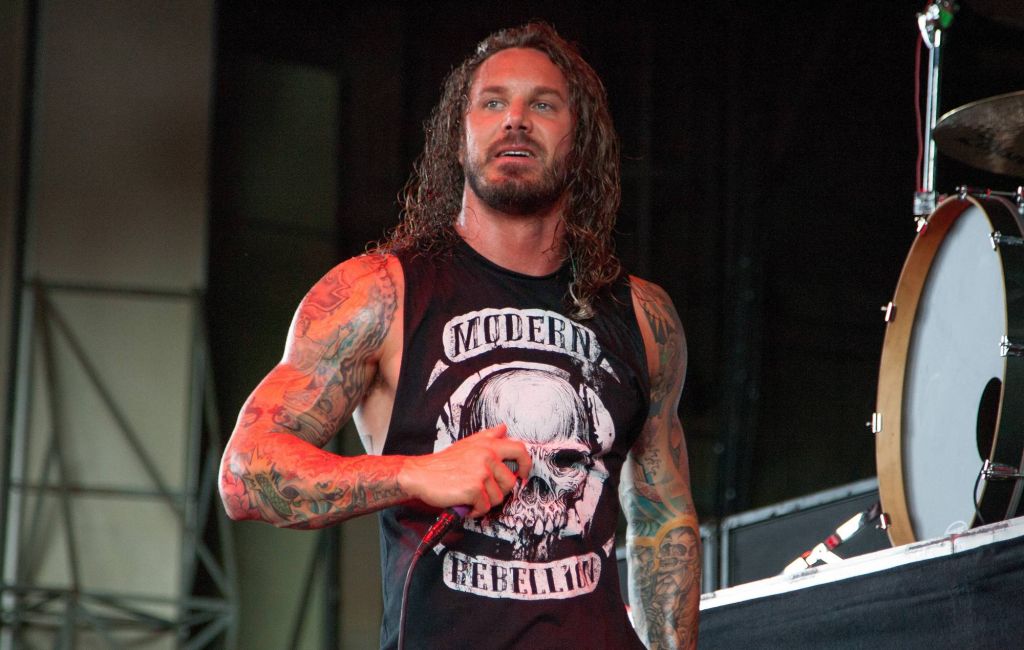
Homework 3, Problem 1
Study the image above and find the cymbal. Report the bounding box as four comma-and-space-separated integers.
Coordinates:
933, 90, 1024, 178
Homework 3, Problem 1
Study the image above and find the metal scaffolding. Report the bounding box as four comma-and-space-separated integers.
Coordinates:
1, 280, 238, 649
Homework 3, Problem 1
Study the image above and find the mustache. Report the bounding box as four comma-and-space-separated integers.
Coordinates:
488, 133, 543, 158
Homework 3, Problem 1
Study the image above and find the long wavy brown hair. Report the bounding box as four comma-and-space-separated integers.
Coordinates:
376, 22, 622, 319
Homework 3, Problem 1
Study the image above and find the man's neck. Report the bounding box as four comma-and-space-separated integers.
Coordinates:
455, 188, 567, 277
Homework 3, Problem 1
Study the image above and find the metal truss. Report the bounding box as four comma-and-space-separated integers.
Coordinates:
1, 281, 238, 649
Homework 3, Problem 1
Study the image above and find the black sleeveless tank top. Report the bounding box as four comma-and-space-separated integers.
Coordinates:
378, 242, 649, 649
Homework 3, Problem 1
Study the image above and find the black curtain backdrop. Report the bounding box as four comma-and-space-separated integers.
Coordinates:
210, 1, 1024, 522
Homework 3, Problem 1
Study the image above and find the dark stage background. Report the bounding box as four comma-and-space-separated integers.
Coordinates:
207, 1, 1024, 522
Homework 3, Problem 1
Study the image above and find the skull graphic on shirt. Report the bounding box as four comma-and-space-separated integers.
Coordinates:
435, 362, 613, 560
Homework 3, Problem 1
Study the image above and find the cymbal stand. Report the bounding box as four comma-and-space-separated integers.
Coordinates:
914, 1, 958, 226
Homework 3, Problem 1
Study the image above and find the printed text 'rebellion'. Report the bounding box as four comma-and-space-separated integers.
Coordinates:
443, 550, 601, 600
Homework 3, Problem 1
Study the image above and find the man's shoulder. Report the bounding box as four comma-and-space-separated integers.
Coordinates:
321, 251, 401, 278
308, 253, 404, 297
292, 253, 403, 338
626, 275, 674, 309
626, 275, 686, 381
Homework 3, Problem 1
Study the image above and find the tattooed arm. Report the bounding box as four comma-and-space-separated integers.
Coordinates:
621, 277, 700, 650
218, 254, 405, 528
218, 254, 530, 529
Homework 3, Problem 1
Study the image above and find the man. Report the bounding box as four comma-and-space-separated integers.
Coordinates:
219, 22, 700, 649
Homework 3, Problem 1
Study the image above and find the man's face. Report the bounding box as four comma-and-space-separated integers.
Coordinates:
462, 47, 574, 216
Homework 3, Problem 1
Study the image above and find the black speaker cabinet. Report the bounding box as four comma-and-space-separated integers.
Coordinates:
719, 478, 891, 588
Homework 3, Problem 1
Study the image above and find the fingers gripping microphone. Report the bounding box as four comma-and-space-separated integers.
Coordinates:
400, 460, 521, 650
415, 460, 519, 556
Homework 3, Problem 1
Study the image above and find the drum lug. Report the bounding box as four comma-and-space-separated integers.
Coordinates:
867, 412, 883, 434
880, 302, 896, 323
1000, 336, 1024, 358
991, 231, 1024, 250
982, 459, 1024, 481
877, 512, 891, 530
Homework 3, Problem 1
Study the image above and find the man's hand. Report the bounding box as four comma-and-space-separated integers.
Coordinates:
398, 424, 533, 518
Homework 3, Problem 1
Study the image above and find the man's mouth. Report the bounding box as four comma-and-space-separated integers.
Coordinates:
496, 148, 534, 159
491, 135, 541, 160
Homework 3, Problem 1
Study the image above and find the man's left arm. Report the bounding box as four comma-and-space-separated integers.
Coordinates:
621, 276, 700, 649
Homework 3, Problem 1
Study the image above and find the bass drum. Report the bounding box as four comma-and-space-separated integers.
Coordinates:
876, 195, 1024, 546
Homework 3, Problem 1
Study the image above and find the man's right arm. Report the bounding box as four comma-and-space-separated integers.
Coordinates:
218, 254, 406, 529
218, 254, 530, 529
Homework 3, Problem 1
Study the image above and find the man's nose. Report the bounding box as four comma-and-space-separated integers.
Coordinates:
504, 101, 531, 132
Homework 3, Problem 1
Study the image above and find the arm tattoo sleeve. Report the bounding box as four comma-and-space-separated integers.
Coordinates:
623, 278, 700, 649
219, 255, 406, 528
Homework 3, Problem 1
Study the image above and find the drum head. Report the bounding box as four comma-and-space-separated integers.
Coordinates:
876, 196, 1024, 545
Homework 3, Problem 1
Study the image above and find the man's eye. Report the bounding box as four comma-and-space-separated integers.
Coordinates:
484, 99, 503, 109
534, 102, 552, 111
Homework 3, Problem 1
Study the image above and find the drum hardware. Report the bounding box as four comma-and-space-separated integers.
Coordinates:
975, 460, 1024, 527
877, 512, 891, 530
957, 185, 1024, 205
914, 197, 937, 223
880, 302, 896, 323
913, 1, 958, 218
981, 459, 1024, 482
991, 232, 1024, 249
876, 196, 1024, 546
879, 3, 1024, 547
1000, 336, 1024, 358
958, 186, 1024, 221
867, 412, 883, 435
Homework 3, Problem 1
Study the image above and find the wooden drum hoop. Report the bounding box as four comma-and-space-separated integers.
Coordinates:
876, 195, 1024, 546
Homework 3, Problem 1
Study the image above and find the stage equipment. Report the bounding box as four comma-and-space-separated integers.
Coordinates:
699, 515, 1024, 649
933, 90, 1024, 178
913, 1, 958, 218
718, 479, 889, 589
782, 501, 884, 574
874, 193, 1024, 547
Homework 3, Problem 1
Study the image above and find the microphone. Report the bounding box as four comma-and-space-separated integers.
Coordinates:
415, 460, 519, 556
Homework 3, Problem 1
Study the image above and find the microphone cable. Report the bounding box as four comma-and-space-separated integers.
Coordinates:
396, 460, 518, 650
397, 505, 469, 650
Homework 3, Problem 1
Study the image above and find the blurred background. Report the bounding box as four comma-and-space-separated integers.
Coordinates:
3, 1, 1023, 647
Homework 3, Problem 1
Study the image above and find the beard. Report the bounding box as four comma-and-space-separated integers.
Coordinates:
464, 143, 570, 216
